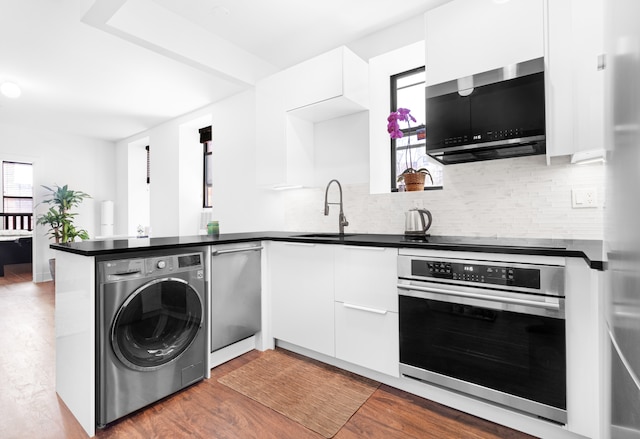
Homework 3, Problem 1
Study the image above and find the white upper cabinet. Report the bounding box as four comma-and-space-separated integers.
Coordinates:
545, 0, 605, 158
425, 0, 544, 87
256, 46, 369, 187
285, 46, 369, 120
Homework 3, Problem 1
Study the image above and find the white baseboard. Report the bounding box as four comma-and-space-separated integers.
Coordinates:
209, 335, 262, 369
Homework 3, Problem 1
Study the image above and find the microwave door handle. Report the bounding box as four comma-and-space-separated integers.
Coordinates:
397, 283, 561, 311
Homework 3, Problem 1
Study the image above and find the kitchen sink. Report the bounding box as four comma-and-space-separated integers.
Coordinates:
293, 233, 357, 239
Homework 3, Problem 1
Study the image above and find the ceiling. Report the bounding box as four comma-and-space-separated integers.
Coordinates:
0, 0, 450, 142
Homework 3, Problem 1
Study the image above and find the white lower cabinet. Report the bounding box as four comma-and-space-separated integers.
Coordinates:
334, 302, 399, 377
270, 243, 399, 376
269, 242, 335, 357
334, 246, 399, 377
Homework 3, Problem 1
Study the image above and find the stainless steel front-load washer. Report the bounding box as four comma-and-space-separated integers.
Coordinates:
97, 251, 207, 427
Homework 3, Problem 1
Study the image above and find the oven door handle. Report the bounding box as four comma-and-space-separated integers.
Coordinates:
397, 283, 561, 311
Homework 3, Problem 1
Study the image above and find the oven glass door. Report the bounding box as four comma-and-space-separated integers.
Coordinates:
399, 294, 566, 410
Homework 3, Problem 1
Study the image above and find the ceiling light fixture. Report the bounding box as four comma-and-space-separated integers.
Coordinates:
0, 82, 22, 99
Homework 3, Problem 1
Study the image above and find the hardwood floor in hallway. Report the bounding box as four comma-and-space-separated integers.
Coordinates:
0, 264, 537, 439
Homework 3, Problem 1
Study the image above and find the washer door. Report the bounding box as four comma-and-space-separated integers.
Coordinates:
111, 277, 203, 371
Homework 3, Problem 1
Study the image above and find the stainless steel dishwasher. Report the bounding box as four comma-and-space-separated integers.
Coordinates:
210, 242, 262, 352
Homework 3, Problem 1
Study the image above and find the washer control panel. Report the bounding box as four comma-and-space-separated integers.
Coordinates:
100, 252, 203, 282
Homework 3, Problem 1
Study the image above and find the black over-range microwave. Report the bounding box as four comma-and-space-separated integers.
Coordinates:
425, 57, 546, 165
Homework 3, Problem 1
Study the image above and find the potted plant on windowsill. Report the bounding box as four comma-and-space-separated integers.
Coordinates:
36, 184, 91, 280
388, 108, 433, 191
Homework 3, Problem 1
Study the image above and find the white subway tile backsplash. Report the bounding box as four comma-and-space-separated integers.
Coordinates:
283, 155, 604, 240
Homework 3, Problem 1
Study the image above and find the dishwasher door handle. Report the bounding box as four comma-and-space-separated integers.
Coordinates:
212, 246, 263, 256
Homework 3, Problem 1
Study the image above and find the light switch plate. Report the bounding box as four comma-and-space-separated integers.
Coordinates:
572, 187, 598, 208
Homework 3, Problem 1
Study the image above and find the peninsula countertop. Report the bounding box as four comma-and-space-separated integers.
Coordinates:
51, 232, 604, 270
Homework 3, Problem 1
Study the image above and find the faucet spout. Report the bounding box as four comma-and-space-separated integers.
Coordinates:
323, 179, 349, 235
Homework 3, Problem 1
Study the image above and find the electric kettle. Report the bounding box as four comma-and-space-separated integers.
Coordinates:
404, 208, 433, 236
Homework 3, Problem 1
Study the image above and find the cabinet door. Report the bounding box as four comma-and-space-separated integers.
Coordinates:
425, 0, 543, 86
335, 303, 399, 377
334, 246, 397, 312
269, 242, 335, 356
285, 47, 344, 111
546, 0, 604, 158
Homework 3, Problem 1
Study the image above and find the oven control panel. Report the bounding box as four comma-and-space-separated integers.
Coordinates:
411, 259, 541, 289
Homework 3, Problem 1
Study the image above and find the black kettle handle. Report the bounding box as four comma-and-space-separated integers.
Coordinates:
418, 209, 433, 232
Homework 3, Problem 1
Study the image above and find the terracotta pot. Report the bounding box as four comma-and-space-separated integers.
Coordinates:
403, 173, 426, 191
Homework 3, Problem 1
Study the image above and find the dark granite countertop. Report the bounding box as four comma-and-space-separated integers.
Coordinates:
51, 231, 604, 270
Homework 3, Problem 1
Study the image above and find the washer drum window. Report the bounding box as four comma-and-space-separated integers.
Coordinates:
111, 277, 203, 371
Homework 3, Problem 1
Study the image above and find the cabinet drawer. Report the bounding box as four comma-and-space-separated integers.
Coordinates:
335, 302, 399, 377
334, 246, 397, 311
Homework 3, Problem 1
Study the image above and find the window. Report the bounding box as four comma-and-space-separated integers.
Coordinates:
2, 161, 33, 213
145, 145, 150, 184
199, 126, 213, 208
390, 67, 443, 191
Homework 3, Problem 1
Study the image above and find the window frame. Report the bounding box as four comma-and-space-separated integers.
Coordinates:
2, 161, 33, 214
199, 126, 213, 208
389, 66, 443, 192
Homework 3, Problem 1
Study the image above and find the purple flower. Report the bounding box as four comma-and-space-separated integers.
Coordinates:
387, 108, 417, 139
397, 108, 416, 123
388, 108, 420, 174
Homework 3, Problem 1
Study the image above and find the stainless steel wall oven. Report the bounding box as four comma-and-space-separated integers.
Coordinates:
398, 250, 566, 424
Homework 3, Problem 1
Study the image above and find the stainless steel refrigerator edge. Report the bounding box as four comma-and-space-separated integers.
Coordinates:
604, 0, 640, 437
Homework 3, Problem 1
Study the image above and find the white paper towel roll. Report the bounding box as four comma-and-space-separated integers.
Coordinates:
101, 200, 114, 236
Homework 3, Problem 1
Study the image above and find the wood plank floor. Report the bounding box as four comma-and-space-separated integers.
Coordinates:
0, 265, 537, 439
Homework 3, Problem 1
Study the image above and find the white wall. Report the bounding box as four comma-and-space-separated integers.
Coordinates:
126, 136, 150, 236
116, 89, 284, 237
314, 111, 369, 186
0, 122, 116, 282
209, 90, 283, 233
148, 122, 181, 237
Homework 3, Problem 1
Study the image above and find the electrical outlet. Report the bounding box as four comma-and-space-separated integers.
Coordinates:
572, 187, 598, 208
